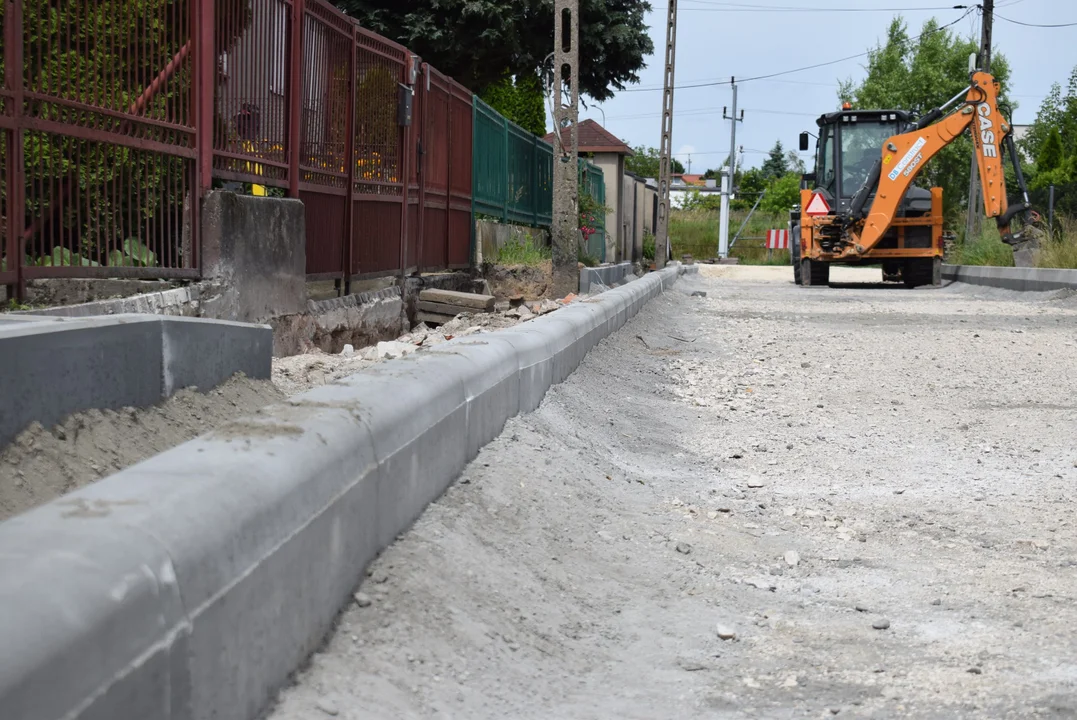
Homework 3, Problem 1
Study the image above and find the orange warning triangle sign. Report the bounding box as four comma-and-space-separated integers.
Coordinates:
805, 193, 831, 217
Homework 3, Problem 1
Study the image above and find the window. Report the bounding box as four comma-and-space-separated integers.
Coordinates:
817, 125, 834, 193
840, 121, 898, 197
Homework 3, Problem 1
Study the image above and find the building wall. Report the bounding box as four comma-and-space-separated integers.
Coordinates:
592, 153, 622, 262
621, 176, 652, 262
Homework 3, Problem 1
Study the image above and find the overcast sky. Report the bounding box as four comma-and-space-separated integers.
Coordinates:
572, 0, 1076, 174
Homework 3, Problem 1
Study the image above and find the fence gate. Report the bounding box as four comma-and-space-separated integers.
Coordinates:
351, 28, 409, 279
418, 65, 473, 271
297, 0, 354, 279
3, 0, 201, 292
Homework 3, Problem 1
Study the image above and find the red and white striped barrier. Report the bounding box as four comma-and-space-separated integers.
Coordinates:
766, 229, 790, 250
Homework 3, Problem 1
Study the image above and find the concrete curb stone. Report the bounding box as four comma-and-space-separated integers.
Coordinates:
0, 263, 690, 720
943, 264, 1077, 292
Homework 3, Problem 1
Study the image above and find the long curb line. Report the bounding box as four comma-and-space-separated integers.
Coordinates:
0, 262, 699, 720
942, 264, 1077, 292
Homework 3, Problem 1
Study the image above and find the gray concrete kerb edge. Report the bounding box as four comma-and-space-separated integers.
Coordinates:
942, 264, 1077, 292
0, 314, 272, 450
0, 264, 691, 720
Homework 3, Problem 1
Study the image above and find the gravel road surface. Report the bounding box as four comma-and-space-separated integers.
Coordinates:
269, 266, 1077, 719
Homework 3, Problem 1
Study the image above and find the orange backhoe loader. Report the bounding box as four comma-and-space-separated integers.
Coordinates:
791, 65, 1041, 287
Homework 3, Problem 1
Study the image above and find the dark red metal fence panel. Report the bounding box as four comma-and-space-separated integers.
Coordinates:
212, 0, 293, 189
0, 0, 480, 292
403, 60, 421, 273
298, 0, 353, 277
420, 66, 451, 271
447, 81, 474, 268
1, 128, 11, 286
6, 0, 199, 282
1, 1, 13, 286
350, 27, 407, 277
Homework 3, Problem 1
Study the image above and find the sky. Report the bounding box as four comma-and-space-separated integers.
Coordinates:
569, 0, 1077, 174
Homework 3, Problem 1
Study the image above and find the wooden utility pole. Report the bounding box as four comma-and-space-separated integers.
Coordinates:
654, 0, 678, 270
551, 0, 581, 297
965, 0, 994, 243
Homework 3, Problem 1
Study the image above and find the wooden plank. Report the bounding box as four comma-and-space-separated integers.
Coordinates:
418, 288, 495, 311
417, 300, 489, 316
417, 311, 455, 327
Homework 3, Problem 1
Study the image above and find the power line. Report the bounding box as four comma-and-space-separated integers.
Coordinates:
622, 5, 977, 92
994, 12, 1077, 27
607, 106, 818, 121
667, 1, 970, 12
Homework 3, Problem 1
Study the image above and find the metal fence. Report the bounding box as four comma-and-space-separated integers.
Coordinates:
1030, 181, 1077, 231
473, 96, 553, 228
2, 0, 201, 286
1, 0, 590, 295
580, 160, 606, 262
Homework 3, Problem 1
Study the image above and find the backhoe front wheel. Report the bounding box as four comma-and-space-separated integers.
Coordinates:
904, 258, 942, 288
801, 258, 830, 287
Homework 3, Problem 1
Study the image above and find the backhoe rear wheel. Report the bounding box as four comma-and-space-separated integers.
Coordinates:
801, 259, 830, 287
904, 258, 942, 288
792, 225, 803, 286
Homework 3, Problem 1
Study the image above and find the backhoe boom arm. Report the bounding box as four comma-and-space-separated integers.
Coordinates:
847, 71, 1034, 255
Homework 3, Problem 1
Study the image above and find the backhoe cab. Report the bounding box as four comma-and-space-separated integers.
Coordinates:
791, 69, 1040, 288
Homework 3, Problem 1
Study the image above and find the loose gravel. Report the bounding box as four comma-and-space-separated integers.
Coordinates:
268, 265, 1077, 719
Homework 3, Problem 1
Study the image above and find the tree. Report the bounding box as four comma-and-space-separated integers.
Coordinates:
1022, 66, 1077, 164
1038, 127, 1065, 175
785, 150, 806, 175
759, 173, 802, 214
481, 72, 546, 136
760, 141, 789, 181
838, 16, 1012, 219
625, 146, 685, 178
335, 0, 654, 101
731, 166, 766, 210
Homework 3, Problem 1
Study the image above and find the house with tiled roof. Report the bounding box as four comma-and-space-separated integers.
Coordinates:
544, 119, 635, 263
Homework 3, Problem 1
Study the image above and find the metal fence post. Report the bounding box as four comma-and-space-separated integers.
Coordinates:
1049, 184, 1056, 241
531, 136, 539, 227
342, 26, 357, 291
6, 0, 25, 298
471, 98, 478, 265
398, 54, 415, 280
195, 0, 214, 198
288, 0, 306, 198
502, 115, 509, 223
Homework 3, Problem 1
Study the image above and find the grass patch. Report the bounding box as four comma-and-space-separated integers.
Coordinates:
670, 209, 788, 265
496, 235, 551, 266
1035, 215, 1077, 269
946, 214, 1077, 269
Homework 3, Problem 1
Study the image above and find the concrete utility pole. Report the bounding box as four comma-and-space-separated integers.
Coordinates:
551, 0, 581, 297
965, 0, 994, 244
719, 79, 744, 259
654, 0, 678, 270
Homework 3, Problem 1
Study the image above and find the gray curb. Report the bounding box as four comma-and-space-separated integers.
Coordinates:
0, 315, 272, 448
579, 261, 635, 294
0, 263, 695, 720
943, 264, 1077, 292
